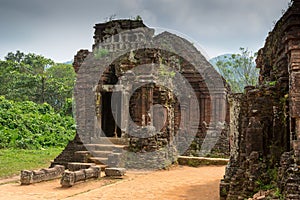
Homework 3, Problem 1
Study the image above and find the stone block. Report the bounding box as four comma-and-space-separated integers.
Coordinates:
74, 170, 86, 182
105, 168, 126, 177
20, 165, 65, 185
68, 162, 96, 171
32, 170, 45, 182
20, 170, 33, 185
60, 171, 75, 187
60, 166, 100, 187
84, 166, 100, 179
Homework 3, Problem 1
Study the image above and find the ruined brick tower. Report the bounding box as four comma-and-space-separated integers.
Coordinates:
52, 19, 230, 170
220, 1, 300, 199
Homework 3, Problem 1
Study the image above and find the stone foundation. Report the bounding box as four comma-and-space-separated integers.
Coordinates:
108, 146, 178, 169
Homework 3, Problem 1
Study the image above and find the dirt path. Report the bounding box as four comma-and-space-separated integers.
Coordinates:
0, 165, 225, 200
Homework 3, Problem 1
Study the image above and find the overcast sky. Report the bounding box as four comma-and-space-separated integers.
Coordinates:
0, 0, 291, 62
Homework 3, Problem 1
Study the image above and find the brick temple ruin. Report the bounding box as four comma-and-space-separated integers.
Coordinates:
52, 19, 230, 170
220, 0, 300, 199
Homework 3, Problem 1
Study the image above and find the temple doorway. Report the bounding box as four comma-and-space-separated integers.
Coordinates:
101, 91, 122, 137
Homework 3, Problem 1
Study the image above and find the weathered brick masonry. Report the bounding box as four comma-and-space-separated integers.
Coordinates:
53, 19, 230, 170
220, 1, 300, 199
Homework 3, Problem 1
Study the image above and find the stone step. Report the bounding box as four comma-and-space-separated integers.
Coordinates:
66, 162, 107, 172
67, 162, 96, 171
74, 151, 91, 163
75, 150, 112, 158
89, 157, 108, 165
90, 137, 128, 145
84, 144, 125, 151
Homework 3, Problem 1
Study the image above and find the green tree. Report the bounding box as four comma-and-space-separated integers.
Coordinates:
214, 47, 259, 93
44, 63, 76, 111
0, 59, 39, 102
0, 51, 75, 111
5, 50, 25, 63
1, 51, 54, 103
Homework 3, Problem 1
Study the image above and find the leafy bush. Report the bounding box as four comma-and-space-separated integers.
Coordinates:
0, 96, 75, 149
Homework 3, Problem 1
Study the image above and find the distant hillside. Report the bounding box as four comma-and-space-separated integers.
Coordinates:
63, 60, 73, 65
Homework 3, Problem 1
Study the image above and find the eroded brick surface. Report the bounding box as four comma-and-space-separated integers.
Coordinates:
221, 1, 300, 199
53, 19, 230, 170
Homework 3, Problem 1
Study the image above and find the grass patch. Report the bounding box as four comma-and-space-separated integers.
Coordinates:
0, 147, 62, 178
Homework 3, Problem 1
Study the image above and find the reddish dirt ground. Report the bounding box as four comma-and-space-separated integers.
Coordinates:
0, 165, 225, 200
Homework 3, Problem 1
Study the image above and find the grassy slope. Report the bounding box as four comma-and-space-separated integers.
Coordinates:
0, 148, 62, 178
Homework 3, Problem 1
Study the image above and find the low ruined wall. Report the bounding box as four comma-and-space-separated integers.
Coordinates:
20, 165, 65, 185
177, 156, 228, 166
107, 146, 178, 169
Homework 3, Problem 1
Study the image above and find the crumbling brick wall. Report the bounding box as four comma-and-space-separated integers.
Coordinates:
220, 1, 300, 199
54, 19, 230, 170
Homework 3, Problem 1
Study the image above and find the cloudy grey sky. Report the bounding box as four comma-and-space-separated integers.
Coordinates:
0, 0, 291, 62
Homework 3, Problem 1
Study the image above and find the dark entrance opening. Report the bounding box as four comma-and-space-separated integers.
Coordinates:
101, 91, 122, 137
